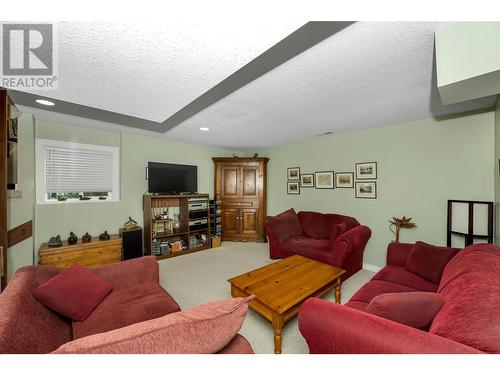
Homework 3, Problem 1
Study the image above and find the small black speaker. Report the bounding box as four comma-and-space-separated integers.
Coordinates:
120, 227, 143, 260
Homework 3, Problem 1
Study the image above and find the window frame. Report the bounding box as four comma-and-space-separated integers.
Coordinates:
36, 138, 120, 204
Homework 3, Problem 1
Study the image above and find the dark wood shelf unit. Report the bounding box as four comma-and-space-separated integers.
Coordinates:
156, 244, 211, 260
190, 228, 210, 234
154, 230, 190, 239
143, 193, 211, 259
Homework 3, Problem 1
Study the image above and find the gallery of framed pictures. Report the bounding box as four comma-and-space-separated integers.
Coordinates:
285, 162, 377, 198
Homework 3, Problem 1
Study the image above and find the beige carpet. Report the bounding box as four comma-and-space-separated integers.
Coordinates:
158, 242, 374, 354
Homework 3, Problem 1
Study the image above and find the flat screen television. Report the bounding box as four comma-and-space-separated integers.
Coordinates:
147, 162, 197, 194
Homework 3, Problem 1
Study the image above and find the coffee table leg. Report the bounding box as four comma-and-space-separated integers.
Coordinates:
335, 277, 342, 304
272, 314, 284, 354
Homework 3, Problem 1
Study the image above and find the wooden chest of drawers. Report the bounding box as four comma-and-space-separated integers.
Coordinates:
39, 235, 122, 268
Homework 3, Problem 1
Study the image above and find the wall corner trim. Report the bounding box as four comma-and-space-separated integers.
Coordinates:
363, 263, 382, 273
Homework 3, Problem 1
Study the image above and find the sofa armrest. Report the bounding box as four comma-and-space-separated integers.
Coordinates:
264, 222, 277, 243
298, 298, 480, 354
92, 256, 159, 290
330, 225, 372, 269
216, 334, 254, 354
386, 242, 414, 267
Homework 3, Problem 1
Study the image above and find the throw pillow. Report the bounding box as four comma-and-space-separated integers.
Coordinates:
366, 292, 443, 330
33, 263, 113, 322
405, 241, 458, 284
52, 296, 254, 354
267, 208, 303, 244
329, 222, 347, 245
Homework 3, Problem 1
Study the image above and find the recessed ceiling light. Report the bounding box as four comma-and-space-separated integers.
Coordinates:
200, 127, 210, 131
36, 99, 55, 106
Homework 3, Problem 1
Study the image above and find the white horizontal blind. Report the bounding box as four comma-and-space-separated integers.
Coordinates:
44, 145, 115, 193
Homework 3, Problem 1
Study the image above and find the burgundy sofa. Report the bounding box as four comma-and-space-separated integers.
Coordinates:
265, 210, 372, 279
0, 256, 253, 354
299, 242, 500, 353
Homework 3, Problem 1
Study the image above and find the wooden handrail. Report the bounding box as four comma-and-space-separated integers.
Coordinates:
8, 221, 32, 247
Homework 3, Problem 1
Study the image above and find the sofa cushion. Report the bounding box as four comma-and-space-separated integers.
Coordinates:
430, 244, 500, 353
72, 282, 180, 339
366, 292, 443, 330
298, 212, 332, 239
372, 266, 438, 292
329, 222, 347, 244
349, 280, 420, 304
53, 296, 253, 354
32, 264, 113, 322
282, 235, 332, 264
283, 235, 330, 250
268, 208, 303, 244
405, 241, 458, 284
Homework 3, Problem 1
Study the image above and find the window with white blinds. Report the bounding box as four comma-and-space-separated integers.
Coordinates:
36, 139, 120, 203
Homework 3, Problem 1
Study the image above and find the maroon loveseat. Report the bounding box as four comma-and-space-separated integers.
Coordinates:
265, 210, 371, 279
299, 242, 500, 353
0, 256, 253, 354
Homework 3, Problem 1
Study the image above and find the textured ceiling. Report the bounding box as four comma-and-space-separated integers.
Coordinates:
165, 22, 496, 149
15, 20, 303, 123
12, 21, 496, 150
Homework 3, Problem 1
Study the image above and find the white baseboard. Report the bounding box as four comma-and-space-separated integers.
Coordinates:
363, 263, 382, 272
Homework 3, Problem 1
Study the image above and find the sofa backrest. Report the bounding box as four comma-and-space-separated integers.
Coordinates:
429, 244, 500, 353
0, 265, 73, 353
298, 211, 360, 239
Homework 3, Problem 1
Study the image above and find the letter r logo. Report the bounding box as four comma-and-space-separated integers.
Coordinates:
2, 24, 53, 76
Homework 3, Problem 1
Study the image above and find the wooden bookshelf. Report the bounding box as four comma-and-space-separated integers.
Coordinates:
143, 193, 211, 259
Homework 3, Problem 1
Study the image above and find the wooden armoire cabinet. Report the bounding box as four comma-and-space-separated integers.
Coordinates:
213, 157, 269, 242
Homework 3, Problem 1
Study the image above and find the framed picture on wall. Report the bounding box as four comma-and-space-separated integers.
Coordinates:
287, 167, 300, 180
355, 181, 377, 199
335, 172, 354, 188
314, 171, 334, 189
356, 162, 377, 180
287, 181, 300, 195
300, 173, 314, 188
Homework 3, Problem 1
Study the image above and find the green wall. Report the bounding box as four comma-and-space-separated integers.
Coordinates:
7, 118, 236, 277
257, 110, 495, 268
33, 120, 237, 253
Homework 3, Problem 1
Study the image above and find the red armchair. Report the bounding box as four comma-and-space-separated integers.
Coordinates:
299, 242, 500, 353
265, 210, 372, 279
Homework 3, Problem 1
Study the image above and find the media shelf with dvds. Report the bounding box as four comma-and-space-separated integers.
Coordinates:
210, 199, 222, 246
143, 193, 211, 260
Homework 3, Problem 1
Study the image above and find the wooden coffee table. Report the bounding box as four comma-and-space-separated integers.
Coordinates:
228, 255, 346, 354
